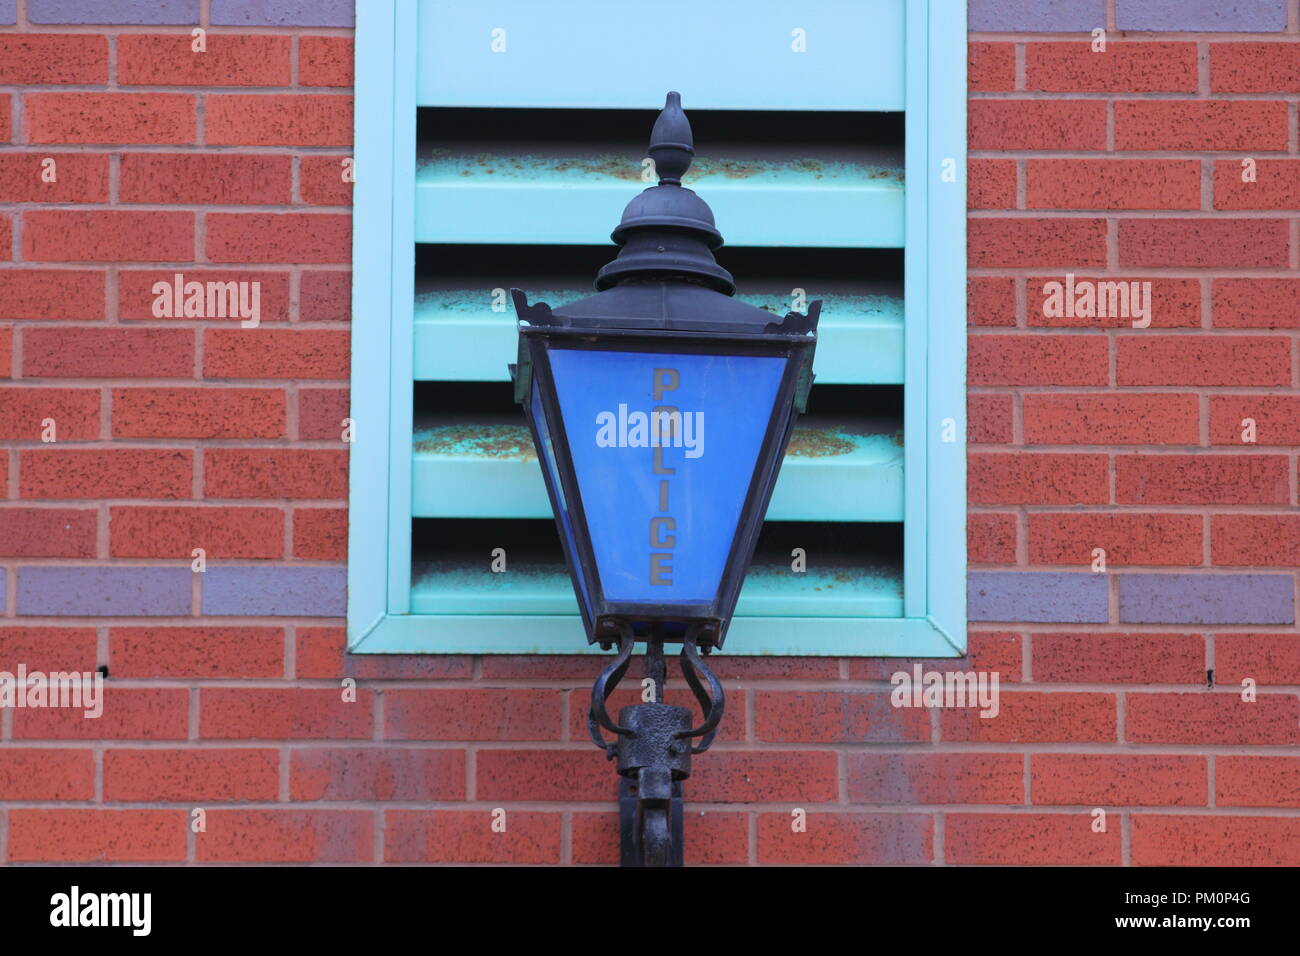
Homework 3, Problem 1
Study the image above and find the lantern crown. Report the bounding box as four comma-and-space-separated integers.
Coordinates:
595, 91, 735, 295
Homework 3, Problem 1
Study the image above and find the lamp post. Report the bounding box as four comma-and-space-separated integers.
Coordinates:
511, 92, 819, 866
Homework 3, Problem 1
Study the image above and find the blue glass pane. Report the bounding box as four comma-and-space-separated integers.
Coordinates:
549, 348, 785, 604
531, 378, 590, 620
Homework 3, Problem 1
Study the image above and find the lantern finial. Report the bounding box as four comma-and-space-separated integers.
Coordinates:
648, 91, 693, 185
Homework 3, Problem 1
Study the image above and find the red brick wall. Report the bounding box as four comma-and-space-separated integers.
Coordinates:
0, 2, 1297, 866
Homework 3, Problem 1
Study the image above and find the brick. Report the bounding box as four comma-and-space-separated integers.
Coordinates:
0, 270, 104, 320
0, 507, 96, 557
1128, 692, 1300, 745
206, 213, 350, 264
1028, 159, 1199, 210
104, 748, 279, 801
1121, 219, 1289, 269
1032, 754, 1206, 806
110, 505, 283, 558
212, 0, 353, 28
968, 393, 1012, 443
113, 387, 285, 439
1216, 756, 1300, 808
300, 155, 353, 205
969, 511, 1016, 564
1216, 634, 1300, 685
1032, 632, 1205, 684
293, 507, 345, 560
941, 691, 1115, 742
1028, 513, 1202, 566
298, 388, 348, 439
118, 34, 291, 86
476, 749, 613, 802
0, 34, 107, 84
1115, 101, 1288, 152
968, 42, 1014, 92
16, 566, 191, 616
1024, 393, 1199, 445
1212, 43, 1300, 93
968, 277, 1015, 327
20, 448, 191, 499
200, 688, 371, 739
23, 210, 194, 262
0, 153, 108, 202
968, 159, 1015, 209
121, 153, 292, 205
754, 691, 928, 743
291, 748, 466, 801
1212, 514, 1300, 567
204, 448, 346, 498
202, 212, 348, 265
29, 0, 199, 24
851, 631, 1025, 682
1212, 396, 1300, 445
0, 325, 11, 375
201, 566, 347, 616
7, 810, 186, 862
26, 92, 196, 144
300, 270, 350, 320
383, 689, 561, 741
119, 269, 290, 322
848, 753, 1023, 804
111, 626, 282, 678
758, 813, 932, 865
969, 334, 1107, 386
386, 810, 559, 864
203, 328, 349, 379
12, 687, 188, 739
947, 813, 1121, 865
0, 387, 99, 439
0, 749, 93, 799
1132, 816, 1300, 867
0, 214, 12, 258
1116, 454, 1288, 505
1117, 0, 1286, 32
299, 36, 353, 87
1215, 159, 1300, 210
1026, 42, 1197, 93
295, 626, 471, 680
574, 811, 747, 865
23, 327, 193, 378
0, 625, 97, 671
1214, 279, 1300, 328
969, 0, 1104, 32
689, 750, 839, 803
1029, 275, 1199, 329
206, 94, 351, 146
1117, 336, 1290, 387
969, 452, 1108, 504
0, 94, 9, 141
198, 810, 372, 863
968, 100, 1107, 151
1118, 573, 1294, 625
969, 219, 1107, 268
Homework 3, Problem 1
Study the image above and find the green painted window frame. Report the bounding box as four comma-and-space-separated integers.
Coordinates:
348, 0, 967, 656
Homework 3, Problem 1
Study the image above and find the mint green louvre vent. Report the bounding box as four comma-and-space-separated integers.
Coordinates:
348, 0, 966, 655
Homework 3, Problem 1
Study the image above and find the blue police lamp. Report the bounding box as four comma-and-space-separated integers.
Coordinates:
511, 92, 818, 866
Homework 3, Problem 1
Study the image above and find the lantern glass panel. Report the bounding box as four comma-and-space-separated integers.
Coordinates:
547, 346, 786, 605
530, 377, 592, 621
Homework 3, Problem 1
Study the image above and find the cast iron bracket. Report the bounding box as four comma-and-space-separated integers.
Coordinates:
588, 623, 725, 866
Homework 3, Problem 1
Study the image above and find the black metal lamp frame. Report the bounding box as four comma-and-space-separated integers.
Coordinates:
509, 92, 819, 866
